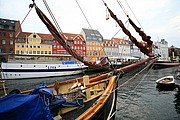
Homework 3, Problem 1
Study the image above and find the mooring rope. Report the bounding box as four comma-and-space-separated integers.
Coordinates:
116, 59, 155, 111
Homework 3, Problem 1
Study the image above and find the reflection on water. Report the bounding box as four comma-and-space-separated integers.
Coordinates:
116, 66, 180, 120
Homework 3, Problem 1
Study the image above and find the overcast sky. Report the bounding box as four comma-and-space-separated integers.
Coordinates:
1, 0, 180, 48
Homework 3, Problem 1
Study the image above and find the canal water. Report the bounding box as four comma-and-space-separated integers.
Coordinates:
116, 66, 180, 120
1, 66, 180, 120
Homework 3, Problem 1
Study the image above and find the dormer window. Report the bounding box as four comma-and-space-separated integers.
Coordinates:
33, 34, 36, 38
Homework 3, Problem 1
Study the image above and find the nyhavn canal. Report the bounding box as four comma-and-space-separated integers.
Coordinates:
1, 66, 180, 120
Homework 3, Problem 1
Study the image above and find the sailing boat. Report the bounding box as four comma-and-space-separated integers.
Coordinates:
0, 0, 157, 120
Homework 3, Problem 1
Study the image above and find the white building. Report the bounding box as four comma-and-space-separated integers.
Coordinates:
154, 39, 169, 61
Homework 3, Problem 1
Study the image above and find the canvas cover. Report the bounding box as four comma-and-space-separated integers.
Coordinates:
0, 94, 52, 120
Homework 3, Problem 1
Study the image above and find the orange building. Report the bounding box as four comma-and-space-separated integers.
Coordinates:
81, 28, 104, 63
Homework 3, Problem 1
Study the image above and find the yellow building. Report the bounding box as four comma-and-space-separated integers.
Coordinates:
15, 32, 52, 55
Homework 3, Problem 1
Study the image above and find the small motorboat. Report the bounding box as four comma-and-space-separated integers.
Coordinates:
156, 76, 176, 91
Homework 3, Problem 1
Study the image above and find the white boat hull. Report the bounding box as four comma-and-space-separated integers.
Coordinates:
0, 62, 88, 80
156, 76, 176, 90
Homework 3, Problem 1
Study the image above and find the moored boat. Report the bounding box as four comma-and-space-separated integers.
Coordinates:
156, 76, 176, 90
0, 54, 88, 80
153, 62, 180, 69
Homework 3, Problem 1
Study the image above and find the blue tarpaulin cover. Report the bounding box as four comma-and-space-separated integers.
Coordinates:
0, 94, 52, 120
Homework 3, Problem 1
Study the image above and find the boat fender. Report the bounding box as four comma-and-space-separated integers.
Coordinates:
9, 89, 21, 94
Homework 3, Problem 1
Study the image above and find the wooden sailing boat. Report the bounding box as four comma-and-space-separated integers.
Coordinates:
0, 0, 157, 120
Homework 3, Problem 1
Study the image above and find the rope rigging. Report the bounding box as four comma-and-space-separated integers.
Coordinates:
102, 1, 154, 57
29, 0, 110, 70
15, 5, 34, 38
116, 60, 155, 111
75, 0, 112, 67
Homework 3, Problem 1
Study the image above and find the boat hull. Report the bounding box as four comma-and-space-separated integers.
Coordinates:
156, 76, 176, 91
0, 62, 88, 80
156, 83, 176, 91
153, 62, 180, 69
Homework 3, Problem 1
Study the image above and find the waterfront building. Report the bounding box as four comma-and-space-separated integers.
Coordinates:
0, 18, 20, 54
15, 32, 52, 55
103, 39, 119, 60
113, 38, 131, 62
52, 33, 86, 57
128, 41, 141, 59
154, 39, 169, 61
81, 28, 104, 63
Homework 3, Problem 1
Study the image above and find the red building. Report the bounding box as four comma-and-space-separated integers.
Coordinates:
0, 18, 21, 54
52, 33, 86, 57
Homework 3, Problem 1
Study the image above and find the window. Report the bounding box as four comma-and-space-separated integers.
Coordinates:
16, 50, 19, 54
21, 51, 24, 54
33, 34, 36, 38
9, 33, 14, 37
10, 48, 13, 53
2, 40, 6, 44
0, 25, 4, 29
10, 40, 13, 45
16, 44, 20, 47
29, 51, 32, 54
2, 32, 6, 37
37, 51, 40, 54
22, 45, 24, 48
33, 51, 36, 54
18, 38, 25, 42
41, 51, 43, 54
9, 26, 13, 30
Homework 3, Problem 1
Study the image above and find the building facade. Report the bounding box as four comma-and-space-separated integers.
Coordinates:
81, 28, 104, 63
154, 39, 169, 61
15, 32, 52, 55
0, 18, 20, 54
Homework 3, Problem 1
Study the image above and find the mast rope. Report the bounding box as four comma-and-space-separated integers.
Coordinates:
31, 1, 110, 69
116, 59, 155, 111
15, 5, 33, 38
75, 0, 93, 32
117, 0, 153, 46
116, 0, 129, 18
42, 0, 62, 33
102, 1, 154, 57
107, 59, 155, 117
117, 0, 144, 30
75, 0, 111, 66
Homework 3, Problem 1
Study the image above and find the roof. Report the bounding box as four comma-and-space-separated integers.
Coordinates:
82, 28, 103, 40
113, 38, 130, 45
17, 32, 32, 38
38, 33, 53, 40
0, 18, 18, 26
